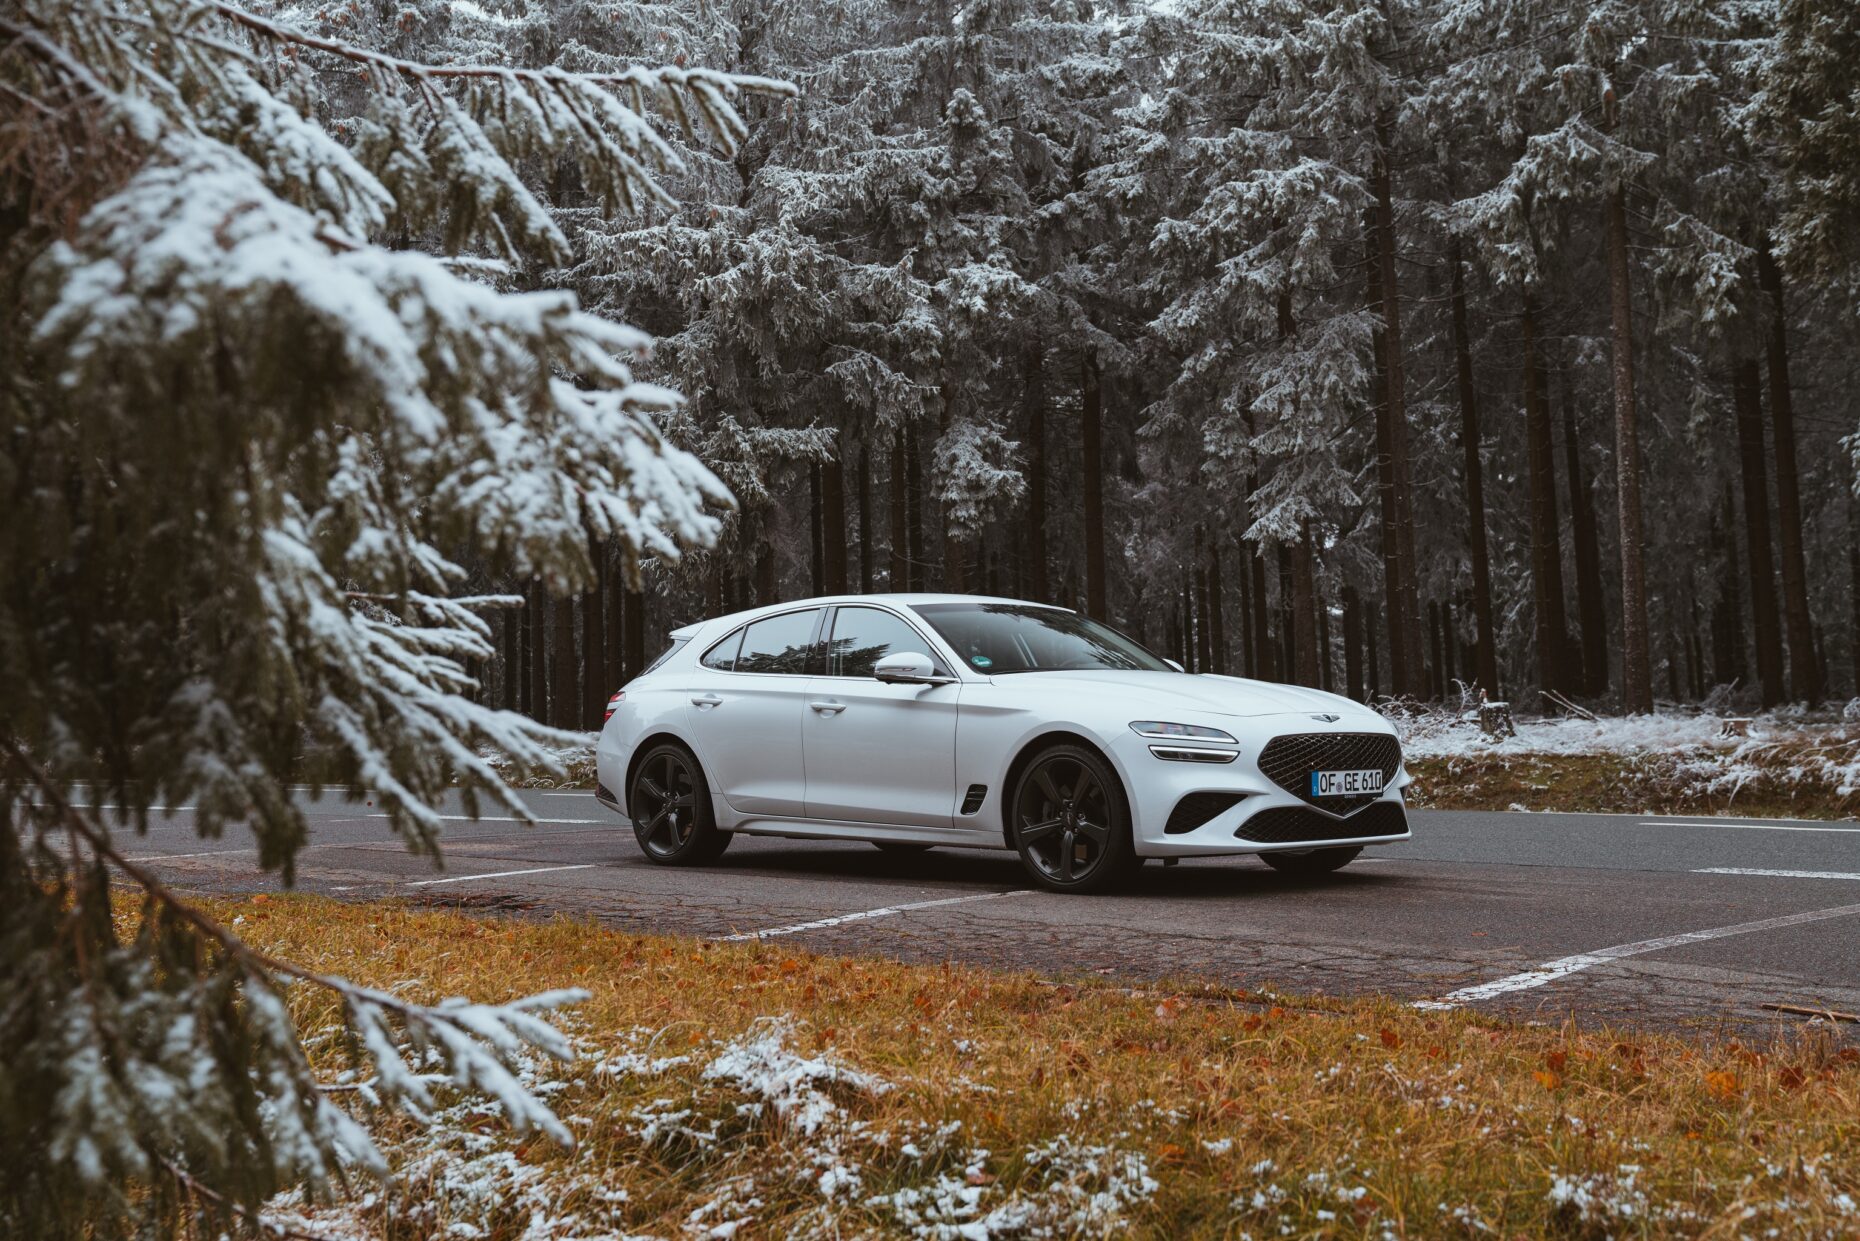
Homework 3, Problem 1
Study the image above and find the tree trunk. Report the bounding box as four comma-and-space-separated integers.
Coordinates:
755, 532, 777, 606
1759, 244, 1816, 702
1563, 385, 1609, 696
551, 589, 576, 729
1448, 238, 1501, 696
1372, 132, 1427, 694
1024, 343, 1047, 603
501, 600, 519, 711
527, 576, 548, 722
607, 549, 626, 685
1289, 526, 1320, 687
889, 429, 908, 591
1428, 600, 1444, 700
1522, 298, 1571, 696
1712, 487, 1748, 687
1734, 361, 1786, 706
821, 446, 848, 596
1604, 180, 1653, 712
582, 567, 606, 727
906, 429, 926, 592
623, 586, 645, 683
857, 441, 873, 594
1851, 495, 1860, 696
1365, 609, 1380, 698
1366, 223, 1409, 696
809, 463, 825, 596
1208, 544, 1227, 675
1082, 352, 1106, 620
1236, 536, 1255, 677
1343, 586, 1365, 701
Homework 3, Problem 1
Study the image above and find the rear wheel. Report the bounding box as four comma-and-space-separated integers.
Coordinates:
628, 742, 730, 865
1261, 846, 1361, 876
1010, 745, 1137, 894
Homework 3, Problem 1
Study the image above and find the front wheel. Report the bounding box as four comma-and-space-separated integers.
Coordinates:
1260, 846, 1361, 876
1009, 745, 1137, 894
628, 742, 730, 865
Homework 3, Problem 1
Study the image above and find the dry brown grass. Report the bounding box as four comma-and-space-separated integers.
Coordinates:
206, 893, 1860, 1239
1407, 742, 1859, 820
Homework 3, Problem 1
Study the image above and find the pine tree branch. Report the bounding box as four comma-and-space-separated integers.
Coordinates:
2, 735, 580, 1065
204, 1, 794, 101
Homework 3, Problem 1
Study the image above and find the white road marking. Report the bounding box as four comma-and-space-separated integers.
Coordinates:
1414, 902, 1860, 1010
368, 813, 605, 825
712, 890, 1033, 943
1641, 820, 1860, 834
407, 864, 598, 888
125, 850, 245, 862
1696, 867, 1860, 881
541, 791, 594, 797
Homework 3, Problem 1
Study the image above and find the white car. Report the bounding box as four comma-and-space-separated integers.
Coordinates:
594, 594, 1411, 893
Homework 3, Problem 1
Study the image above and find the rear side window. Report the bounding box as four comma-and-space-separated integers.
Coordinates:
824, 606, 943, 677
700, 629, 742, 671
732, 608, 821, 675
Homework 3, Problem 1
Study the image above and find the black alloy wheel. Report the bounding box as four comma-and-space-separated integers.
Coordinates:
629, 742, 730, 865
1260, 845, 1361, 876
1011, 744, 1136, 893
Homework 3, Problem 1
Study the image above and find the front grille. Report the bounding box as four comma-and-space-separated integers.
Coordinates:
1256, 732, 1403, 814
1164, 791, 1249, 835
1235, 800, 1408, 844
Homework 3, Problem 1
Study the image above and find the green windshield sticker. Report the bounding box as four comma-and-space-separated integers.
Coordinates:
971, 654, 993, 668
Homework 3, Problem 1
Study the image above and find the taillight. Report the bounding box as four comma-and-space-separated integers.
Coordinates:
603, 690, 624, 723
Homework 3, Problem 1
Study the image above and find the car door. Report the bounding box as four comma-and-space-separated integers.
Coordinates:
683, 607, 821, 817
802, 604, 963, 829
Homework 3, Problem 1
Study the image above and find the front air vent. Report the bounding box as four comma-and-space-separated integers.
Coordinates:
1255, 733, 1403, 815
960, 784, 987, 815
1164, 792, 1250, 835
1235, 801, 1408, 844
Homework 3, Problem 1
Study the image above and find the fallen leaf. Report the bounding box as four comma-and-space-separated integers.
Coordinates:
1546, 1050, 1568, 1073
1533, 1070, 1561, 1091
1379, 1028, 1400, 1049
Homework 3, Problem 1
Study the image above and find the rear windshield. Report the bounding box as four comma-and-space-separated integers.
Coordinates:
912, 603, 1175, 675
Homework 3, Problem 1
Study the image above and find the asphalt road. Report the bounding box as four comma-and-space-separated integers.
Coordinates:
90, 791, 1860, 1037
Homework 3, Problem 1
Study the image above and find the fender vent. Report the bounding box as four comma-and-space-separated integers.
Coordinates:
595, 783, 616, 804
960, 784, 987, 815
1164, 792, 1249, 834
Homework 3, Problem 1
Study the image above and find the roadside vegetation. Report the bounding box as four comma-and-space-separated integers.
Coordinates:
219, 894, 1860, 1239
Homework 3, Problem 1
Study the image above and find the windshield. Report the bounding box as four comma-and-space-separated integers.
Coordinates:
912, 603, 1176, 675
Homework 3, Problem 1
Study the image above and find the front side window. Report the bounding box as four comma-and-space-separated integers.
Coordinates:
822, 606, 941, 677
732, 608, 821, 675
912, 603, 1174, 675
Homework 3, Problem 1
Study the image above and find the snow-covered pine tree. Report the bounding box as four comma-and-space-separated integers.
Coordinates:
0, 0, 786, 1232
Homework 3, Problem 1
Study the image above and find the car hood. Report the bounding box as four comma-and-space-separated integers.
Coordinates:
990, 670, 1385, 722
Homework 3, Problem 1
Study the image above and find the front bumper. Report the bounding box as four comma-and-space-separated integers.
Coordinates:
1114, 721, 1412, 857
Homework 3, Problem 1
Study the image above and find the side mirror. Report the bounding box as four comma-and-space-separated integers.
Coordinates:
874, 651, 951, 685
1164, 658, 1186, 673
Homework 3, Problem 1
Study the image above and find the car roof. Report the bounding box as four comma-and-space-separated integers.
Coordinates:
665, 593, 1070, 640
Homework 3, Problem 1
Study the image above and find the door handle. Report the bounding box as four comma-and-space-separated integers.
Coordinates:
691, 694, 723, 708
809, 699, 845, 715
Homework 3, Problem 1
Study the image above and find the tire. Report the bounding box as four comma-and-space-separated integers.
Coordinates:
1260, 846, 1361, 876
873, 841, 933, 854
1008, 743, 1138, 894
628, 742, 730, 866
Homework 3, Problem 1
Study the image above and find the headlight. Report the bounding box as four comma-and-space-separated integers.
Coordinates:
1129, 721, 1237, 743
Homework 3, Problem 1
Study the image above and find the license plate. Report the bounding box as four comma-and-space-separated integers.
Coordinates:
1310, 769, 1384, 798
